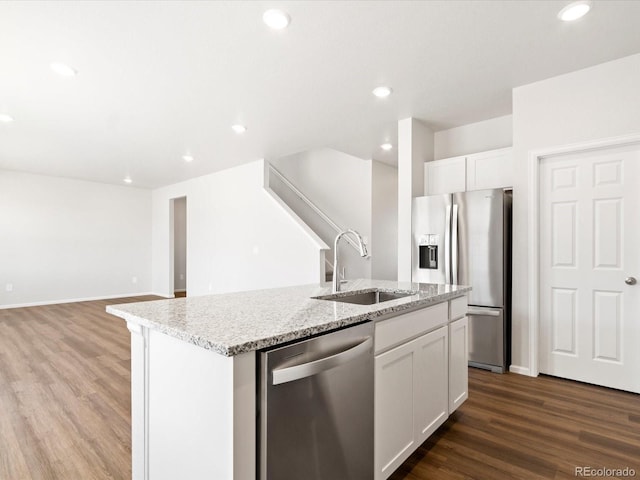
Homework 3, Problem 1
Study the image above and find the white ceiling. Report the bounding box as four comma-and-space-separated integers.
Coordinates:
1, 1, 640, 188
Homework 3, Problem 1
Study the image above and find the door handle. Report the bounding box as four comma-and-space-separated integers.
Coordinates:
451, 204, 459, 285
444, 205, 451, 284
467, 309, 501, 317
625, 277, 637, 285
272, 336, 372, 385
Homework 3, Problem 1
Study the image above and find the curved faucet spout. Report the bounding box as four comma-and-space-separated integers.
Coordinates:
332, 229, 368, 293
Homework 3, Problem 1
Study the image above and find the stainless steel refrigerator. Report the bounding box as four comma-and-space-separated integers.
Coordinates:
412, 188, 512, 373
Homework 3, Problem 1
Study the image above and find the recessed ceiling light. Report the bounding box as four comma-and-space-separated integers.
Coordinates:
381, 143, 393, 151
231, 124, 247, 134
123, 177, 132, 184
558, 1, 592, 21
0, 113, 14, 123
263, 9, 291, 30
182, 154, 194, 163
50, 62, 78, 77
372, 86, 393, 98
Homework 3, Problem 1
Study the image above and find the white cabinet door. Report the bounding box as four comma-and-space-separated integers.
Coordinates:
424, 156, 466, 195
374, 325, 449, 480
374, 299, 469, 479
414, 326, 449, 443
448, 316, 469, 413
374, 339, 419, 480
466, 147, 513, 191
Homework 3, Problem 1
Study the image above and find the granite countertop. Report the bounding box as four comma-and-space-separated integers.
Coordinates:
106, 279, 470, 357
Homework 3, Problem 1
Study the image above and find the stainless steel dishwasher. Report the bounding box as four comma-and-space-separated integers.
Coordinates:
259, 321, 374, 480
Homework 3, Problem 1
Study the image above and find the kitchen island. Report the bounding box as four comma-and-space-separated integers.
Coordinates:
107, 279, 471, 480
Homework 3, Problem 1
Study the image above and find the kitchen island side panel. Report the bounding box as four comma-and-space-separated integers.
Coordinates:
129, 323, 255, 480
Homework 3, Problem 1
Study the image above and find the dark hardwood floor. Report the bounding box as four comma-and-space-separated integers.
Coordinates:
1, 298, 639, 479
391, 368, 640, 480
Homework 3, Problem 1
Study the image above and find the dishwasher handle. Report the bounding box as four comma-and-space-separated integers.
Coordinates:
272, 336, 373, 385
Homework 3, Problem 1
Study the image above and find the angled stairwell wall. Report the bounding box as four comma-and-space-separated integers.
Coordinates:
269, 148, 398, 282
151, 159, 327, 297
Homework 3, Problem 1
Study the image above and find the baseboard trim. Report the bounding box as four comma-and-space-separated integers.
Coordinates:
0, 292, 166, 310
509, 365, 534, 377
150, 292, 175, 299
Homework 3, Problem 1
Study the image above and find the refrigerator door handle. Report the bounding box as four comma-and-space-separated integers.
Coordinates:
444, 205, 452, 284
467, 308, 501, 317
451, 204, 459, 285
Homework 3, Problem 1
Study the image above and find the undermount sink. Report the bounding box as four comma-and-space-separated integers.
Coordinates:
313, 289, 416, 305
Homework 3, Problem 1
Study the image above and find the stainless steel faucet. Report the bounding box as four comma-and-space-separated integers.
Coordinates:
332, 229, 368, 293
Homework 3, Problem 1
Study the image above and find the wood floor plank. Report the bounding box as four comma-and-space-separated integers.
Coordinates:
1, 297, 639, 479
0, 296, 158, 480
392, 368, 640, 480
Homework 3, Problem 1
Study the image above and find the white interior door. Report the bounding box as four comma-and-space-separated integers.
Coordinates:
539, 144, 640, 393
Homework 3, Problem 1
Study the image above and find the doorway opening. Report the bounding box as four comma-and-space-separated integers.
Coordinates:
171, 196, 187, 298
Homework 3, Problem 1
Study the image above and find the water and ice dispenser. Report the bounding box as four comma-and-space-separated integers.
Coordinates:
418, 234, 439, 269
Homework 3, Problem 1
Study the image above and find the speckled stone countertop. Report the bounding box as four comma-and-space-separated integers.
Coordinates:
106, 279, 470, 357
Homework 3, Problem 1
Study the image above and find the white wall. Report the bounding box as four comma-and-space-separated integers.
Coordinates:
152, 160, 323, 297
371, 161, 398, 280
173, 197, 187, 292
434, 115, 512, 160
398, 118, 433, 282
0, 170, 152, 307
511, 53, 640, 373
271, 148, 373, 280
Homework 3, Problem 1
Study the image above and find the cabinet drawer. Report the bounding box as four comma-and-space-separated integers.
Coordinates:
450, 296, 468, 321
375, 302, 448, 354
